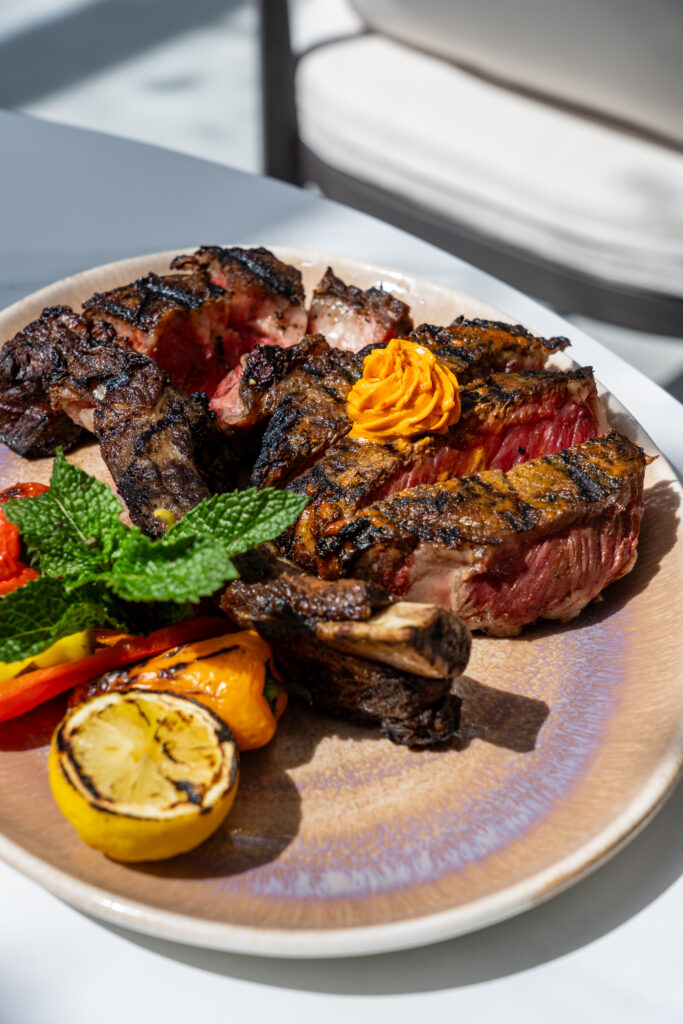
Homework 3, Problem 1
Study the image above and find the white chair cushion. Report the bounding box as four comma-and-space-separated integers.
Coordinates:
296, 34, 683, 297
351, 0, 683, 148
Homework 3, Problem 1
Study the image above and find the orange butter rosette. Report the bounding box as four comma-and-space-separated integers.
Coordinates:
347, 337, 461, 443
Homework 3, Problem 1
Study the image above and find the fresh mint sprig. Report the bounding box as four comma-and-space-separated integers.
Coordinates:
1, 450, 307, 662
0, 577, 130, 664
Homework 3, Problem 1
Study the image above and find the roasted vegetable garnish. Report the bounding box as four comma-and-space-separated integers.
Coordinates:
0, 451, 308, 669
70, 631, 287, 751
49, 689, 239, 861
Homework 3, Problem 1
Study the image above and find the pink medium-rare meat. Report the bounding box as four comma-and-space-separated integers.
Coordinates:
83, 271, 235, 396
307, 267, 413, 352
83, 247, 308, 397
171, 245, 308, 350
284, 367, 608, 574
298, 433, 645, 636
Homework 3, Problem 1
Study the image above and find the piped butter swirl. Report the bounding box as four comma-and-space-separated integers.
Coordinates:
347, 337, 461, 443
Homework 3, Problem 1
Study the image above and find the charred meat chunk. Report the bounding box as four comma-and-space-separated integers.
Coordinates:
222, 572, 469, 747
171, 244, 307, 349
83, 271, 234, 396
0, 306, 90, 456
84, 247, 308, 397
411, 317, 570, 374
8, 306, 236, 536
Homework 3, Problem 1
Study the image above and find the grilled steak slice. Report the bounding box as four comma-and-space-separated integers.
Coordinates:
410, 317, 569, 374
309, 433, 645, 636
171, 244, 307, 348
221, 573, 466, 746
0, 308, 89, 456
83, 247, 308, 398
15, 306, 235, 535
285, 367, 608, 572
83, 271, 237, 397
213, 318, 572, 485
307, 267, 413, 352
210, 333, 360, 434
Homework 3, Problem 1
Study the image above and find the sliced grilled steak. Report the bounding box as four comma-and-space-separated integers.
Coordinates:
307, 267, 413, 352
10, 306, 235, 536
171, 244, 307, 350
411, 317, 569, 374
309, 433, 645, 636
83, 247, 308, 397
213, 318, 572, 485
221, 573, 466, 746
83, 271, 236, 396
285, 367, 608, 572
0, 308, 89, 456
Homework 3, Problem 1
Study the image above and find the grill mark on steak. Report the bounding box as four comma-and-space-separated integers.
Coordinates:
83, 271, 234, 396
308, 433, 645, 635
283, 367, 607, 573
211, 335, 362, 485
307, 267, 413, 352
9, 306, 236, 536
411, 317, 570, 373
84, 247, 308, 398
172, 245, 305, 305
0, 306, 89, 456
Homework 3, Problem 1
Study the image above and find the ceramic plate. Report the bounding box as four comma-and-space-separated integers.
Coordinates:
0, 250, 681, 958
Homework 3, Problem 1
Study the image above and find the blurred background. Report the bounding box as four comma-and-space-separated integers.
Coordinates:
1, 0, 681, 400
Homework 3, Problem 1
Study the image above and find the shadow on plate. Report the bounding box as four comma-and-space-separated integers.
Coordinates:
94, 769, 683, 994
454, 676, 549, 753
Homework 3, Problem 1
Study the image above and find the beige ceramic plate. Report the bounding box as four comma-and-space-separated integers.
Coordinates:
0, 250, 681, 958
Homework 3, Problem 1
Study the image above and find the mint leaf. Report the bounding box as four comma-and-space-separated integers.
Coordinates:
0, 577, 129, 663
169, 488, 308, 557
4, 449, 126, 578
109, 531, 239, 604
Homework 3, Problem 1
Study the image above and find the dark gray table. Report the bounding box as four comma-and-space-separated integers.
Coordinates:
1, 110, 682, 1024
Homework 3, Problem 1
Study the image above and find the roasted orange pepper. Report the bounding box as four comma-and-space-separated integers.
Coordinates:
95, 631, 286, 751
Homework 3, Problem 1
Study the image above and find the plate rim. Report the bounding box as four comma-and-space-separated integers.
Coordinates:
1, 247, 681, 958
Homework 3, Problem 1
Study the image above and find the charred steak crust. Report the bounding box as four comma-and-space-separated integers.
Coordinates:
84, 248, 308, 398
409, 318, 569, 375
83, 272, 226, 329
310, 432, 645, 635
223, 573, 390, 630
171, 245, 305, 305
221, 573, 460, 747
0, 305, 88, 456
15, 306, 236, 536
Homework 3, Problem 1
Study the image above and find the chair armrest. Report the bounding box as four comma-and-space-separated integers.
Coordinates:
258, 0, 299, 182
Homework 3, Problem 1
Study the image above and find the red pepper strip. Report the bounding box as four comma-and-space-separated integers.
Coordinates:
0, 482, 49, 594
0, 616, 229, 722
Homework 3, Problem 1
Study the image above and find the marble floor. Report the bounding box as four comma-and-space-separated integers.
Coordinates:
1, 0, 681, 401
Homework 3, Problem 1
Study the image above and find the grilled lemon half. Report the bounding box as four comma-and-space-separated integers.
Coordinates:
49, 689, 239, 862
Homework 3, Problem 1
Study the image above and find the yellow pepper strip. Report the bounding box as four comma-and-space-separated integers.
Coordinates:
100, 631, 286, 751
347, 337, 461, 443
0, 630, 92, 686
